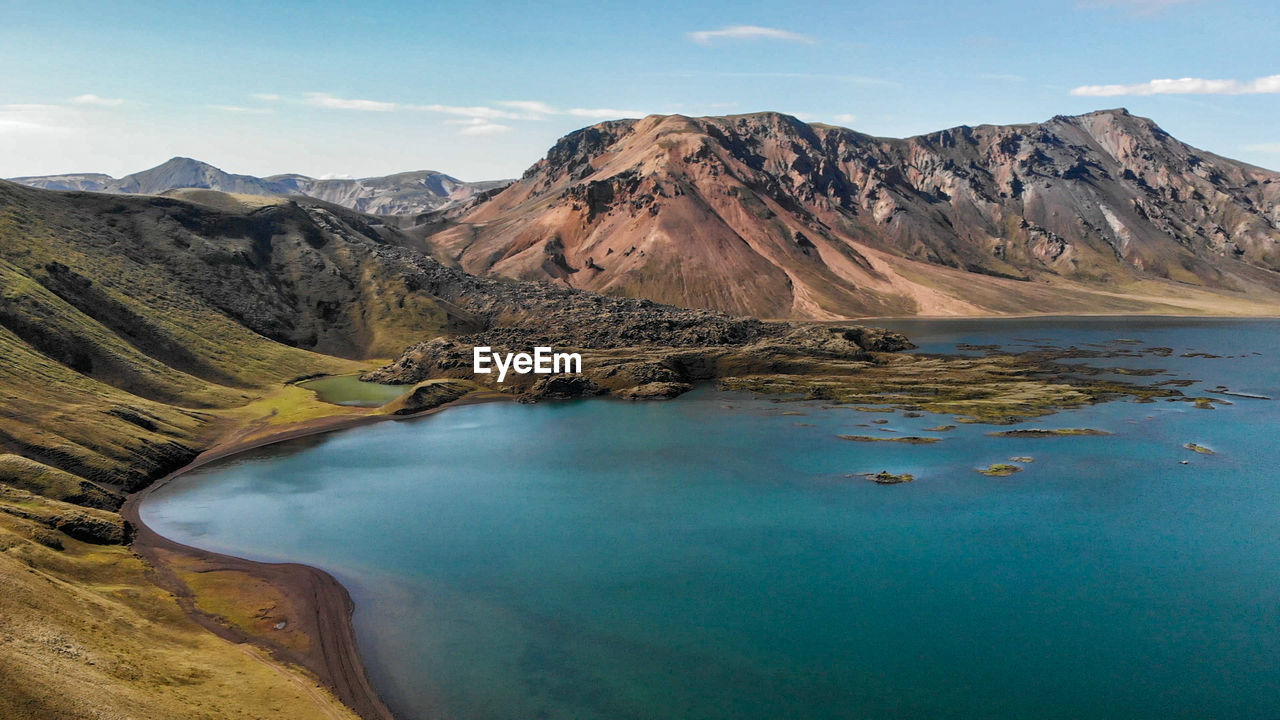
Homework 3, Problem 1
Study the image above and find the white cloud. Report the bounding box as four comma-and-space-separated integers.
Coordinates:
833, 113, 858, 124
1071, 74, 1280, 96
449, 118, 512, 136
293, 94, 644, 124
0, 117, 58, 135
1244, 143, 1280, 153
0, 104, 75, 136
412, 103, 517, 120
688, 25, 814, 45
210, 105, 273, 114
251, 93, 280, 101
304, 92, 397, 111
1, 103, 61, 112
69, 94, 124, 107
566, 107, 646, 119
495, 100, 645, 120
497, 100, 558, 116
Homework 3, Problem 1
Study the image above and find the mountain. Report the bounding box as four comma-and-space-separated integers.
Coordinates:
265, 170, 509, 215
9, 157, 509, 216
6, 172, 115, 192
421, 109, 1280, 318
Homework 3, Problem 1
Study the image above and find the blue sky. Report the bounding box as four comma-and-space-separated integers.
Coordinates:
1, 0, 1277, 180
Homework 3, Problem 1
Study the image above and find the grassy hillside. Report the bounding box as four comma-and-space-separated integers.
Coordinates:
0, 180, 476, 719
0, 497, 359, 720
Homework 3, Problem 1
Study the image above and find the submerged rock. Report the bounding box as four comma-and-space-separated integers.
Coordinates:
837, 435, 941, 444
987, 428, 1111, 438
855, 471, 915, 485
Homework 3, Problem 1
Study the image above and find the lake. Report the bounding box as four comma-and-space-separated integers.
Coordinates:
140, 318, 1280, 720
297, 374, 412, 407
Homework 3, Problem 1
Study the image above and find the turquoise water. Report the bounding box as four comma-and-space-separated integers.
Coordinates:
141, 319, 1280, 720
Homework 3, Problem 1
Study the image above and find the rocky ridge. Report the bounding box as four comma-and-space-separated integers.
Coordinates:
423, 109, 1280, 318
10, 157, 509, 216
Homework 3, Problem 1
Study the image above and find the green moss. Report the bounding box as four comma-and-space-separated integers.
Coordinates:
837, 435, 941, 444
978, 463, 1023, 476
862, 471, 915, 484
986, 428, 1112, 438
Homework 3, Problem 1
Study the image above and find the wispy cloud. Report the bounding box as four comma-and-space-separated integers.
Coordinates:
496, 100, 646, 120
978, 73, 1025, 82
411, 103, 517, 120
833, 113, 858, 124
210, 105, 273, 114
2, 103, 62, 112
1071, 74, 1280, 96
449, 118, 513, 136
497, 100, 558, 116
688, 25, 814, 45
566, 107, 646, 118
69, 93, 124, 107
304, 92, 397, 111
251, 93, 280, 102
0, 104, 75, 136
1244, 142, 1280, 153
1080, 0, 1196, 12
282, 92, 646, 133
0, 117, 59, 135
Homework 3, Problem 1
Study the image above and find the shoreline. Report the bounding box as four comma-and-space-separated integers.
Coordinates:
835, 312, 1280, 322
121, 392, 507, 720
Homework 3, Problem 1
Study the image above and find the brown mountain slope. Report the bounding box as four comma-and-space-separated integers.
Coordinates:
423, 110, 1280, 318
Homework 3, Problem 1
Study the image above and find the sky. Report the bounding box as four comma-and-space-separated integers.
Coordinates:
1, 0, 1277, 180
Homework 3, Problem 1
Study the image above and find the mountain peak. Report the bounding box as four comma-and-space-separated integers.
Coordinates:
432, 109, 1280, 319
156, 156, 211, 168
1087, 107, 1131, 117
10, 158, 509, 216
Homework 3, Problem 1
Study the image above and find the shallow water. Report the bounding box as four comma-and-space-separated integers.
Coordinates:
142, 319, 1280, 720
297, 374, 410, 407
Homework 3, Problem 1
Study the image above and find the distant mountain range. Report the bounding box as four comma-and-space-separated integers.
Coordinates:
10, 110, 1280, 319
9, 157, 510, 216
424, 109, 1280, 318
